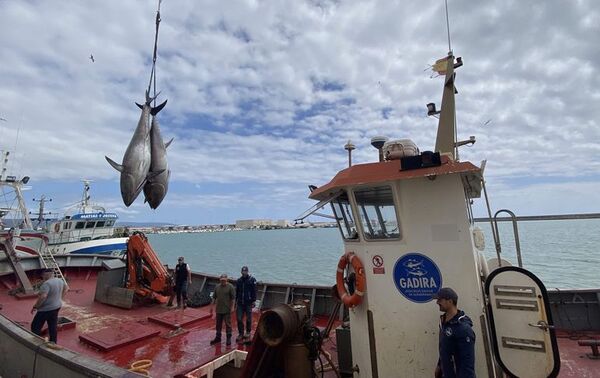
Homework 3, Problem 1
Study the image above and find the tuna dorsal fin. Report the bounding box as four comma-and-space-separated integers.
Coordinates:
135, 102, 143, 110
150, 99, 168, 116
165, 138, 174, 149
105, 156, 123, 172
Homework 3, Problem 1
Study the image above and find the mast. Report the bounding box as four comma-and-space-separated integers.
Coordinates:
81, 179, 91, 213
434, 54, 459, 160
0, 150, 33, 229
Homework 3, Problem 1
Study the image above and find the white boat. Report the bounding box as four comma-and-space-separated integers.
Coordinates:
37, 181, 128, 256
0, 158, 127, 257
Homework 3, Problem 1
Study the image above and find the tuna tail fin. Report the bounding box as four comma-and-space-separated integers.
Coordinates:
150, 99, 168, 116
105, 156, 123, 172
145, 89, 162, 105
165, 137, 174, 149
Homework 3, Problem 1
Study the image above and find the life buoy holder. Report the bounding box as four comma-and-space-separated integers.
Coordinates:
336, 252, 366, 308
54, 223, 60, 233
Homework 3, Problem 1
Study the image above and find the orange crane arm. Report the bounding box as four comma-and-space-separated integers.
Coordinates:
125, 232, 173, 301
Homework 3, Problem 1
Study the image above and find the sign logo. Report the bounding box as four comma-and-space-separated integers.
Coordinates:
393, 253, 442, 303
372, 255, 385, 274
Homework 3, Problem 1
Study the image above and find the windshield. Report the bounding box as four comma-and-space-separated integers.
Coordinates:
331, 191, 358, 240
353, 186, 400, 240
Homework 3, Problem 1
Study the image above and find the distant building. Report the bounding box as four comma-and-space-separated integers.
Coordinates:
235, 219, 272, 229
275, 219, 291, 228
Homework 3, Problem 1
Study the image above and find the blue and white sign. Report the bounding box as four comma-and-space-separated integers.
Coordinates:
71, 213, 118, 220
393, 253, 442, 303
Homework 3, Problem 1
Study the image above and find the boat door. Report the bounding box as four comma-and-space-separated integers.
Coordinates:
484, 266, 560, 378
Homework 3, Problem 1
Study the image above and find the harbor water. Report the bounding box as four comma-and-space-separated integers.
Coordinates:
147, 219, 599, 289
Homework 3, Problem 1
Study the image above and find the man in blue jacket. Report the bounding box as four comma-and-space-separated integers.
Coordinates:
433, 287, 476, 378
235, 266, 256, 343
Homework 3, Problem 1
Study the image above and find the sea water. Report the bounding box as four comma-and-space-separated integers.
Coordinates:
147, 219, 599, 289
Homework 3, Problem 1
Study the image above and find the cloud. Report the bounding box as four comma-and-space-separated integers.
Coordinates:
1, 0, 598, 224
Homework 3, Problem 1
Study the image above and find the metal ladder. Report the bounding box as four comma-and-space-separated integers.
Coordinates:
39, 244, 68, 287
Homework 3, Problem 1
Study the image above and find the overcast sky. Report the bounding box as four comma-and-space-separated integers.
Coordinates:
0, 0, 598, 225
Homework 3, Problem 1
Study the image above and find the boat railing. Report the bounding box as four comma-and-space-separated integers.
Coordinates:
52, 225, 116, 244
492, 209, 523, 268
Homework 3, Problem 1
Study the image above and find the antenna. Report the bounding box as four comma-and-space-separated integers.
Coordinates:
444, 0, 452, 54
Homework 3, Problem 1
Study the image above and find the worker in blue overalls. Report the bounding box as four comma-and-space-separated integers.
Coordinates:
434, 287, 476, 378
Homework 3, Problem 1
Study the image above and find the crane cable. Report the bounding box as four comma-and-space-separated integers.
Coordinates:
146, 0, 162, 106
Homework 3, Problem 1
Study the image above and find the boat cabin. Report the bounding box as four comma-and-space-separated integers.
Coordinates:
48, 212, 119, 244
300, 54, 560, 378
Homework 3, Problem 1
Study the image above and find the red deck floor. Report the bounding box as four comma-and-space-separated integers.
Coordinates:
0, 270, 598, 377
0, 270, 339, 377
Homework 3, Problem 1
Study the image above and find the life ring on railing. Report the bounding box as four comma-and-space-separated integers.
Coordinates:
54, 223, 60, 233
336, 252, 366, 308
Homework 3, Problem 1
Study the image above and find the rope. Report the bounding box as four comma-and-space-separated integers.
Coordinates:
146, 0, 162, 105
129, 359, 153, 376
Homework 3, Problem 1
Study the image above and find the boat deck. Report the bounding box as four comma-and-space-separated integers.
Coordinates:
0, 269, 339, 377
0, 269, 599, 377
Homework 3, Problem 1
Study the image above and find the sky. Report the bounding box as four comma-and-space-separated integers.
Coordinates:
0, 0, 599, 225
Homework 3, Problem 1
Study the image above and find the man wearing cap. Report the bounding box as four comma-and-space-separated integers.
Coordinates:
235, 266, 257, 343
210, 273, 236, 346
433, 287, 476, 378
31, 269, 67, 344
174, 256, 192, 309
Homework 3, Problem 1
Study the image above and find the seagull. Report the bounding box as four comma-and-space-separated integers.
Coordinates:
0, 117, 6, 122
89, 54, 95, 63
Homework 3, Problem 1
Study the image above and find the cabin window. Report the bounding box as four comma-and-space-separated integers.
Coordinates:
64, 222, 71, 230
85, 221, 96, 229
96, 221, 105, 227
353, 186, 400, 240
106, 220, 114, 227
75, 222, 85, 229
331, 191, 358, 240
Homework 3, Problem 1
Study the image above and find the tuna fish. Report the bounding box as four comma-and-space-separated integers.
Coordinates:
105, 91, 167, 207
143, 115, 173, 209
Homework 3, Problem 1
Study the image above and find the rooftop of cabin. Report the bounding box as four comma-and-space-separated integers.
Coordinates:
309, 154, 481, 201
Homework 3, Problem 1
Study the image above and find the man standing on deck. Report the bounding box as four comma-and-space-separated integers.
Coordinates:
210, 273, 236, 346
434, 287, 476, 378
31, 268, 67, 344
235, 265, 257, 343
174, 256, 192, 308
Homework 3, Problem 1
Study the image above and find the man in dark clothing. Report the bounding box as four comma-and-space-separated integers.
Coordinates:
31, 269, 67, 344
433, 287, 476, 378
174, 257, 192, 308
235, 266, 257, 343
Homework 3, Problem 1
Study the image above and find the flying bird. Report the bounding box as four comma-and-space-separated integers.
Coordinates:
89, 54, 95, 63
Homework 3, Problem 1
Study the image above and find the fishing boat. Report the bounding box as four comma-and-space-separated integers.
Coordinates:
1, 46, 599, 378
0, 169, 128, 257
43, 180, 128, 256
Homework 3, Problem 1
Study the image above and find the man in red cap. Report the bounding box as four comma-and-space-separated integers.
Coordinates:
433, 287, 476, 378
